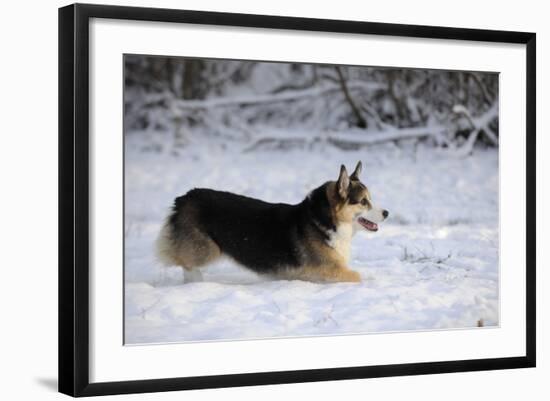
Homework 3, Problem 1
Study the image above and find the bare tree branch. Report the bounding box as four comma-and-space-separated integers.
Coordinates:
335, 66, 367, 128
468, 72, 493, 105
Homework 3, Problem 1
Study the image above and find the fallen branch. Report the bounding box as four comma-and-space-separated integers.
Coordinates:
243, 104, 498, 153
243, 125, 447, 152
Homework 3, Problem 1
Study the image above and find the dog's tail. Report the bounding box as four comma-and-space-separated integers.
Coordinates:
155, 197, 185, 267
155, 216, 177, 266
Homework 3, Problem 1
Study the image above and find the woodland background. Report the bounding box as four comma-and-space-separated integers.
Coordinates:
124, 56, 499, 155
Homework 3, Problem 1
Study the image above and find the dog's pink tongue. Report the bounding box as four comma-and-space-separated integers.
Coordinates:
359, 217, 378, 231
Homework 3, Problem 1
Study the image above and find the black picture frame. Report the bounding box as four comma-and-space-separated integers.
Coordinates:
59, 3, 536, 397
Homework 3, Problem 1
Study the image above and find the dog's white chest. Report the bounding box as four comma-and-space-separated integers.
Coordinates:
327, 223, 353, 262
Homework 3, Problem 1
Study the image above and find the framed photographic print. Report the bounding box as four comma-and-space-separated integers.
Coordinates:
58, 3, 536, 397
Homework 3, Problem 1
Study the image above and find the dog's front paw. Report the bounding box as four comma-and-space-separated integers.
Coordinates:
340, 269, 361, 283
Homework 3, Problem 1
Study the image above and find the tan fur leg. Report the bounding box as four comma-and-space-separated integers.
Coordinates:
175, 233, 220, 283
174, 227, 221, 268
336, 268, 361, 283
279, 265, 361, 283
156, 217, 221, 283
317, 266, 361, 283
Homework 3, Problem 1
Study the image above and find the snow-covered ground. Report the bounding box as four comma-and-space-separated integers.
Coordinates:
124, 131, 499, 344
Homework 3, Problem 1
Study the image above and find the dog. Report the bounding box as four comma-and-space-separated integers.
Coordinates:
156, 161, 388, 283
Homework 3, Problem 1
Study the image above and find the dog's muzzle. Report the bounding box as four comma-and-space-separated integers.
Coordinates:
357, 209, 389, 232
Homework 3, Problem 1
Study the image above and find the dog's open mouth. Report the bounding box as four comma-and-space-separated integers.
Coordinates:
358, 217, 378, 232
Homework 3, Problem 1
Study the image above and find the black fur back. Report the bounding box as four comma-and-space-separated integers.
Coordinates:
170, 185, 335, 273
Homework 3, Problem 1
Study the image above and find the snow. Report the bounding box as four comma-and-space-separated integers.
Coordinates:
124, 132, 499, 344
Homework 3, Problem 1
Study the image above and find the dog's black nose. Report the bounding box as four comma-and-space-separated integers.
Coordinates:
382, 210, 389, 219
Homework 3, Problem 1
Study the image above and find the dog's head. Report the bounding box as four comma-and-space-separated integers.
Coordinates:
331, 161, 388, 232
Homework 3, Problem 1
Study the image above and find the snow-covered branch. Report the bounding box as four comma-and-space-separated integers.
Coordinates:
164, 81, 385, 111
453, 103, 499, 156
244, 104, 498, 153
244, 125, 447, 152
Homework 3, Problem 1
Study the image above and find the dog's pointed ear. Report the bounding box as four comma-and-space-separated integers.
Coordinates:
337, 164, 350, 199
350, 161, 362, 181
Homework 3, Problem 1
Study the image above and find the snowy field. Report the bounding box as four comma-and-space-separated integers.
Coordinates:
124, 132, 499, 344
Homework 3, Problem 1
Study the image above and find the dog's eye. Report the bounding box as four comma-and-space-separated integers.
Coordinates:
361, 198, 368, 206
